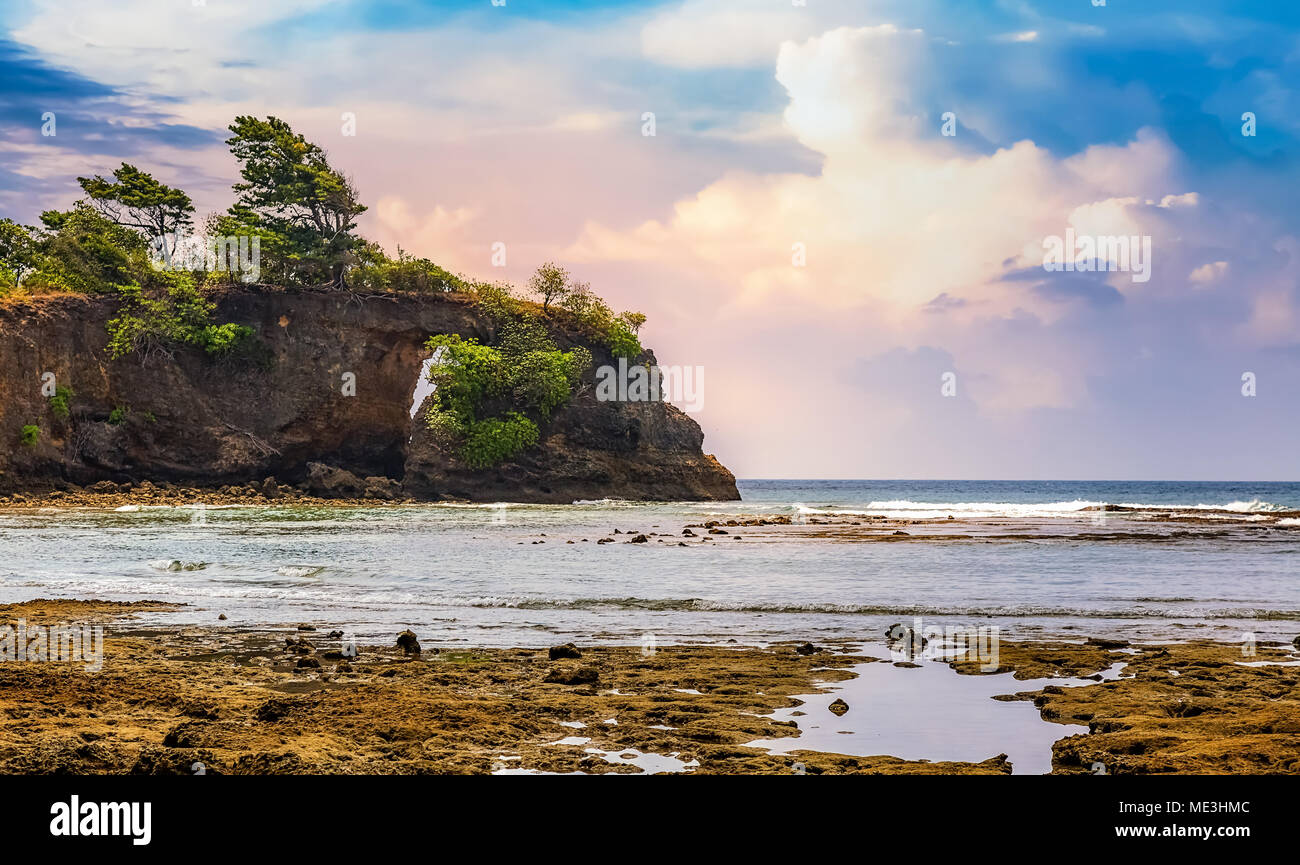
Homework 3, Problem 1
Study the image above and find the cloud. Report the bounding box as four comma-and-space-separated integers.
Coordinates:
572, 26, 1190, 325
567, 22, 1300, 476
0, 38, 222, 216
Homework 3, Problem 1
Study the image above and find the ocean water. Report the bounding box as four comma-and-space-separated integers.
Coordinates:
0, 479, 1297, 646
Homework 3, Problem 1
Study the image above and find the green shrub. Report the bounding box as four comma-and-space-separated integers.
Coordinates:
556, 282, 643, 358
194, 322, 255, 355
108, 406, 128, 425
470, 280, 526, 331
509, 347, 590, 420
20, 424, 39, 446
424, 335, 507, 419
422, 322, 589, 467
461, 413, 539, 469
349, 245, 467, 294
48, 385, 74, 420
106, 271, 252, 360
604, 322, 642, 359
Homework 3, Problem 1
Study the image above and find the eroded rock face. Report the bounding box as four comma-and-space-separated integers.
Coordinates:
404, 348, 738, 503
0, 286, 738, 502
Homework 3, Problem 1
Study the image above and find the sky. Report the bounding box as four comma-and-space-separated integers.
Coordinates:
1, 0, 1298, 480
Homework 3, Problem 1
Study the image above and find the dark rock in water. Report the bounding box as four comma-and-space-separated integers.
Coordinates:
548, 643, 582, 660
395, 629, 421, 655
827, 698, 850, 716
326, 630, 343, 639
893, 661, 921, 669
597, 537, 614, 544
795, 642, 820, 655
297, 623, 316, 631
885, 623, 926, 644
628, 534, 648, 543
217, 614, 227, 621
682, 528, 696, 537
1292, 635, 1300, 650
544, 666, 599, 686
296, 656, 321, 669
1086, 637, 1129, 649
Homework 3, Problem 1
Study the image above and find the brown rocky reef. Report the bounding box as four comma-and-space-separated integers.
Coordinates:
0, 286, 737, 502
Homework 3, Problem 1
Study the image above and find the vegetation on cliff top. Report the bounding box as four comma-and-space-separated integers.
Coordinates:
0, 115, 642, 355
0, 115, 646, 465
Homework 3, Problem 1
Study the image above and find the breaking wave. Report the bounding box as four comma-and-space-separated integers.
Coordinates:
417, 595, 1300, 620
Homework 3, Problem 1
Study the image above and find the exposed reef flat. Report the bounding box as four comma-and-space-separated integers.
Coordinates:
0, 600, 1295, 774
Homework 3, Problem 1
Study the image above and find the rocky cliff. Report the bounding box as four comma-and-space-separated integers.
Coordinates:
0, 286, 737, 502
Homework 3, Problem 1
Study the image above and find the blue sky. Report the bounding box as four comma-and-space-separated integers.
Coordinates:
2, 1, 1298, 478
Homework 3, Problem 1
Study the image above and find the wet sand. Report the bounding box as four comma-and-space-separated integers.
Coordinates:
1, 600, 1297, 774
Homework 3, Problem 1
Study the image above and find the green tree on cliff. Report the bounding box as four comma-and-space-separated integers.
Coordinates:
618, 311, 646, 334
220, 115, 367, 288
0, 218, 39, 288
528, 261, 571, 311
76, 163, 195, 257
25, 203, 145, 294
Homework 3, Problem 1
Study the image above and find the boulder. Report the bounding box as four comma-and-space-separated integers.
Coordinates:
363, 476, 403, 500
395, 629, 421, 655
302, 462, 367, 498
543, 666, 599, 686
548, 643, 582, 660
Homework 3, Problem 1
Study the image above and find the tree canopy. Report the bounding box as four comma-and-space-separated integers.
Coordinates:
221, 115, 367, 287
77, 163, 194, 255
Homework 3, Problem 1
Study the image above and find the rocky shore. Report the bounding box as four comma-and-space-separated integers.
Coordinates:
0, 286, 738, 504
1, 599, 1296, 775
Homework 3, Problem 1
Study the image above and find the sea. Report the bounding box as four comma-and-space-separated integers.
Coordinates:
1, 479, 1297, 647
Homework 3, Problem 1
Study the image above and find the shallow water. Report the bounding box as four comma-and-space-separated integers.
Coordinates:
0, 480, 1297, 645
746, 643, 1127, 775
